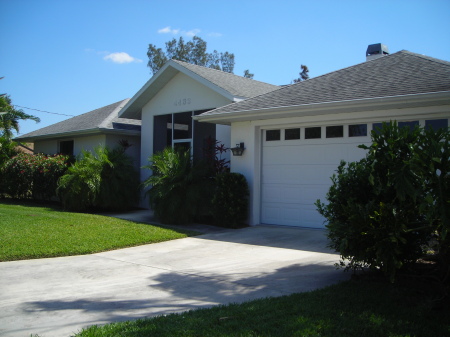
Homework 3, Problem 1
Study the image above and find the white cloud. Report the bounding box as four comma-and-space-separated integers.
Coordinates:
158, 26, 180, 34
103, 52, 142, 64
157, 26, 202, 37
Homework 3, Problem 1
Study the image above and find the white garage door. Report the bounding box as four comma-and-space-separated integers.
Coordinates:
261, 126, 370, 228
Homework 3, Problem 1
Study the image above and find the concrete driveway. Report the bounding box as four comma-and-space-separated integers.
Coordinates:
0, 223, 349, 337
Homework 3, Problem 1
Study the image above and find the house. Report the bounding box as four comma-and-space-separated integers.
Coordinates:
15, 59, 278, 203
14, 99, 142, 167
194, 47, 450, 228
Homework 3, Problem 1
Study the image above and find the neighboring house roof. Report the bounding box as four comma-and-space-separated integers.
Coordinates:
196, 51, 450, 124
15, 99, 140, 142
119, 59, 279, 119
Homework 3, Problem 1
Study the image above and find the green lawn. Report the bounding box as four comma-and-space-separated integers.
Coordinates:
0, 200, 197, 261
74, 278, 449, 337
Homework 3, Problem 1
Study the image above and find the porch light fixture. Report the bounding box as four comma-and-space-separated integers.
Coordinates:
231, 142, 245, 156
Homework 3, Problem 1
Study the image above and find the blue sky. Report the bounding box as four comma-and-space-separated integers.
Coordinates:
2, 0, 450, 136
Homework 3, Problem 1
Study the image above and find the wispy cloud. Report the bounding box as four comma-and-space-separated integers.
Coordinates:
158, 26, 180, 34
185, 29, 201, 37
157, 26, 203, 37
103, 52, 142, 64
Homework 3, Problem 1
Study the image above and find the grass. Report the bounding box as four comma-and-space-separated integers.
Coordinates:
74, 278, 450, 337
0, 200, 197, 261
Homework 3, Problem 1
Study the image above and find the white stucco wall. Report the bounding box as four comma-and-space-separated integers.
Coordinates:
230, 104, 450, 226
73, 134, 107, 155
34, 139, 58, 155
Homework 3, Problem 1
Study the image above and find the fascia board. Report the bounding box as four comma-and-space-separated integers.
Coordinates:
194, 91, 450, 125
14, 128, 101, 142
119, 62, 178, 119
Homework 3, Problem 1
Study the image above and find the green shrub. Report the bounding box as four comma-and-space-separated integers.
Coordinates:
316, 122, 450, 282
212, 172, 249, 228
57, 145, 140, 211
143, 147, 213, 224
0, 152, 69, 200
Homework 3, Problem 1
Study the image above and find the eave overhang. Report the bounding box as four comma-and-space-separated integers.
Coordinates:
14, 127, 141, 143
193, 91, 450, 125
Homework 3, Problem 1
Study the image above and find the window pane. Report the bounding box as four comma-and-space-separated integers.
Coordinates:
349, 124, 367, 137
373, 123, 384, 134
285, 128, 300, 140
59, 140, 74, 156
426, 119, 448, 130
173, 111, 192, 140
305, 127, 321, 139
398, 121, 419, 131
266, 129, 281, 141
326, 126, 343, 138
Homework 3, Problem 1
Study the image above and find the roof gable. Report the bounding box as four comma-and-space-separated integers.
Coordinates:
15, 99, 140, 141
198, 50, 450, 119
119, 59, 278, 119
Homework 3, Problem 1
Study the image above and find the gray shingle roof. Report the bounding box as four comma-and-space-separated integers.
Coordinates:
15, 99, 140, 140
200, 51, 450, 116
171, 60, 278, 98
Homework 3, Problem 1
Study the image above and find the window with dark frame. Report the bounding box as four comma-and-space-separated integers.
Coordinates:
59, 140, 74, 156
326, 125, 344, 138
266, 129, 281, 141
349, 124, 367, 137
425, 119, 448, 130
305, 127, 321, 139
285, 128, 300, 140
398, 121, 419, 131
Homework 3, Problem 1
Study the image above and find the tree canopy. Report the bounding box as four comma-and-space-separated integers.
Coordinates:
293, 64, 309, 83
0, 95, 40, 140
147, 36, 235, 75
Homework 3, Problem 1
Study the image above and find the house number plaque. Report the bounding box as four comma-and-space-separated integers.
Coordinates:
174, 98, 191, 106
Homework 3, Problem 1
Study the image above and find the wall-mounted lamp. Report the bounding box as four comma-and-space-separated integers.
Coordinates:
231, 142, 245, 156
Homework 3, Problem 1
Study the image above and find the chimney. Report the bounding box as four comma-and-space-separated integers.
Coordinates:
366, 43, 389, 61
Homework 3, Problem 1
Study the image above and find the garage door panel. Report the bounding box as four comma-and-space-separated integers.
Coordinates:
263, 165, 338, 185
261, 133, 369, 228
262, 184, 327, 204
261, 202, 325, 228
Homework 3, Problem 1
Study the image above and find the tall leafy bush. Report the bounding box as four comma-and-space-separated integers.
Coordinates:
57, 145, 140, 211
212, 172, 249, 228
316, 122, 449, 282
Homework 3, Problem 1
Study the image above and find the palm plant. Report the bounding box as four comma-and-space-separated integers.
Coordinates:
0, 95, 40, 140
57, 145, 140, 211
143, 147, 212, 224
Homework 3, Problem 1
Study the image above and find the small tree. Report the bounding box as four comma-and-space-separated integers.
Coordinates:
293, 64, 309, 83
243, 69, 254, 79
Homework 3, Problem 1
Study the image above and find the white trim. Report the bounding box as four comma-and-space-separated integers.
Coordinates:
195, 91, 450, 124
